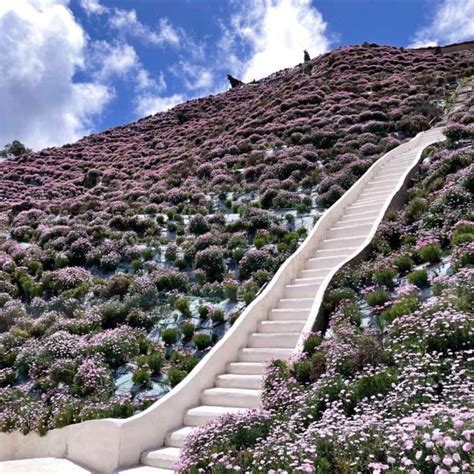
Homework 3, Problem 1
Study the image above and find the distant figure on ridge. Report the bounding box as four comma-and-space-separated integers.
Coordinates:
227, 74, 244, 89
303, 50, 312, 75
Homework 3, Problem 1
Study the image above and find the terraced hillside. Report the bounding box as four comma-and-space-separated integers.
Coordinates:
0, 44, 473, 436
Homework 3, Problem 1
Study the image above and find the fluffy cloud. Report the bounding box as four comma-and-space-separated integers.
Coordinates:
135, 93, 185, 117
170, 61, 214, 90
109, 9, 181, 47
409, 0, 474, 47
79, 0, 106, 15
224, 0, 331, 82
90, 41, 139, 80
0, 0, 112, 150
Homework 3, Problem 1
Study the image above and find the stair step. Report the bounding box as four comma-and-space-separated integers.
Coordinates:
298, 267, 332, 277
227, 362, 265, 375
184, 405, 247, 426
276, 298, 313, 309
365, 178, 399, 188
347, 201, 383, 213
239, 347, 293, 362
334, 216, 375, 227
258, 320, 306, 333
269, 307, 311, 320
284, 282, 320, 298
293, 275, 325, 284
320, 235, 366, 249
248, 332, 299, 348
216, 373, 263, 389
327, 224, 372, 238
165, 426, 195, 448
314, 246, 358, 258
306, 255, 346, 268
201, 387, 261, 408
338, 209, 380, 221
352, 196, 386, 206
141, 447, 180, 470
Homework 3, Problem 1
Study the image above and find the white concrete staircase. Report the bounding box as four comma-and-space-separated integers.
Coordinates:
135, 128, 444, 473
0, 128, 444, 474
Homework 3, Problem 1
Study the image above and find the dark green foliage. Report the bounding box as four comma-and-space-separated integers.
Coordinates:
192, 333, 212, 350
161, 327, 179, 345
407, 269, 428, 287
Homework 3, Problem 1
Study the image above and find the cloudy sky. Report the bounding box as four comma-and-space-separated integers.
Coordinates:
1, 0, 473, 150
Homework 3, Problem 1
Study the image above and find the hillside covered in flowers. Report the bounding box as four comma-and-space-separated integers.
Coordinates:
0, 43, 473, 435
179, 92, 474, 472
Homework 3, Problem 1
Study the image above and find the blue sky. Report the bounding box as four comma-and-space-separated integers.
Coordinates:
1, 0, 473, 150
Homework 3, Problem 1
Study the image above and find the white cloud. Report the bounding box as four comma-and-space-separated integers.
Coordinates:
170, 61, 214, 90
91, 41, 139, 80
79, 0, 106, 15
135, 93, 185, 117
0, 0, 112, 150
109, 9, 181, 47
409, 0, 474, 47
224, 0, 331, 82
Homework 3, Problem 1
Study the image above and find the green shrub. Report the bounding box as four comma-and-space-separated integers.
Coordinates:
168, 368, 187, 387
340, 301, 362, 326
174, 297, 191, 317
170, 351, 199, 372
294, 360, 311, 384
407, 269, 428, 288
379, 295, 419, 326
452, 223, 474, 246
100, 301, 128, 328
232, 248, 245, 262
373, 267, 397, 288
198, 305, 210, 319
303, 335, 323, 355
192, 333, 212, 350
404, 198, 428, 224
242, 282, 258, 305
365, 289, 391, 307
211, 309, 225, 323
419, 244, 441, 264
132, 367, 152, 388
180, 322, 195, 340
350, 369, 395, 406
393, 255, 413, 274
224, 282, 239, 302
253, 237, 267, 249
324, 287, 357, 313
161, 327, 179, 345
147, 351, 164, 374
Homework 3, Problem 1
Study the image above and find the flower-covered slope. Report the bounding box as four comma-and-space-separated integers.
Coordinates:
0, 45, 473, 435
178, 112, 474, 471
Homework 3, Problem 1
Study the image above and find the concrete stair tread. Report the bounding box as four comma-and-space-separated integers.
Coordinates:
227, 362, 265, 374
239, 347, 293, 362
249, 332, 299, 348
216, 373, 263, 387
258, 320, 306, 332
165, 426, 195, 447
141, 447, 180, 470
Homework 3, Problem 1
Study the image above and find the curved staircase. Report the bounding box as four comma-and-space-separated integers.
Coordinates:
136, 128, 445, 473
0, 128, 445, 474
